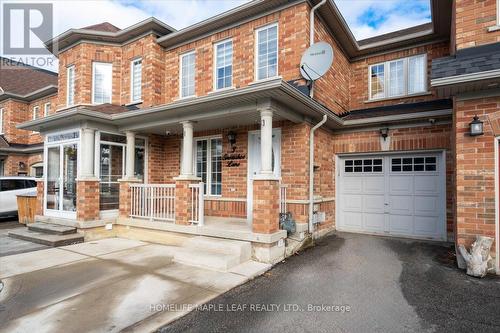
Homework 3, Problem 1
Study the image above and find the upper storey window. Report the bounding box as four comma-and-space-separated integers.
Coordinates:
214, 39, 233, 90
66, 65, 75, 106
255, 23, 278, 81
131, 58, 142, 102
92, 62, 112, 104
33, 106, 39, 120
369, 54, 427, 100
180, 51, 196, 98
0, 108, 4, 134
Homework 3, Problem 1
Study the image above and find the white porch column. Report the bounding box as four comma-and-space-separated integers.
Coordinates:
80, 128, 96, 179
260, 109, 273, 175
180, 121, 194, 177
125, 131, 136, 179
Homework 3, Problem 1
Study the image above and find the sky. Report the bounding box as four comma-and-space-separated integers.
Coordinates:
0, 0, 431, 72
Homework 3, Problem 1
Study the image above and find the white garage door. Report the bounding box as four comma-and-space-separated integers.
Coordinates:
337, 152, 446, 240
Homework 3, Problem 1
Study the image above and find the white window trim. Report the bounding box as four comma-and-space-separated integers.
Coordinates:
193, 135, 223, 197
66, 65, 75, 106
92, 62, 113, 105
497, 0, 500, 26
44, 102, 51, 117
33, 106, 39, 120
0, 108, 3, 134
130, 58, 142, 103
368, 54, 427, 101
179, 50, 196, 99
213, 38, 233, 91
254, 22, 279, 82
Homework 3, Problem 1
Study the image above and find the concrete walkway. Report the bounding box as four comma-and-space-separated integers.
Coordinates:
160, 232, 500, 333
0, 238, 268, 333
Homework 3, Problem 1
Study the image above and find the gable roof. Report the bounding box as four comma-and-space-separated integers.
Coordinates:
81, 22, 121, 33
0, 57, 58, 102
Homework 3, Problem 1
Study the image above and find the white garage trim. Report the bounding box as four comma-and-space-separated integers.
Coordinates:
335, 150, 447, 241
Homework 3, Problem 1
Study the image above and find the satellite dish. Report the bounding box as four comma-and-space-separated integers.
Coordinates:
300, 41, 334, 81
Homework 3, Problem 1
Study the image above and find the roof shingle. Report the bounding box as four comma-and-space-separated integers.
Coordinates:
0, 57, 58, 96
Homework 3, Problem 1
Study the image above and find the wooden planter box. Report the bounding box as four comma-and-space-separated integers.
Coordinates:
17, 194, 37, 225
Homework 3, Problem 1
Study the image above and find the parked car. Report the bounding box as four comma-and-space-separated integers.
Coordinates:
0, 177, 37, 217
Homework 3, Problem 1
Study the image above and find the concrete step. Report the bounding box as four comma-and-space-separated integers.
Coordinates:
182, 236, 251, 263
28, 222, 77, 235
8, 229, 84, 247
173, 249, 241, 272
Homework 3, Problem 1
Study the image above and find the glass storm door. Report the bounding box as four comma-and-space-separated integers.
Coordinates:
45, 143, 78, 218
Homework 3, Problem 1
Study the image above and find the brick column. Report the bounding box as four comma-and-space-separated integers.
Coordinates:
174, 178, 199, 225
76, 180, 100, 221
252, 178, 280, 234
118, 179, 142, 218
35, 178, 44, 216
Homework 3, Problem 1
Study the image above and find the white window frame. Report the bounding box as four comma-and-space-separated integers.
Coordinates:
92, 62, 113, 105
179, 51, 196, 99
497, 0, 500, 26
130, 58, 142, 103
193, 135, 223, 197
254, 23, 279, 81
0, 108, 3, 134
213, 39, 233, 91
368, 54, 427, 101
66, 65, 75, 106
33, 106, 39, 120
44, 102, 51, 117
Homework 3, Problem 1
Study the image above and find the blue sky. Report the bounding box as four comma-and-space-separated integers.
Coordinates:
1, 0, 431, 71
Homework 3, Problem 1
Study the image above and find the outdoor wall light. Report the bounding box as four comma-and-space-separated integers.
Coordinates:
469, 115, 484, 136
227, 131, 237, 147
18, 162, 26, 170
380, 128, 389, 141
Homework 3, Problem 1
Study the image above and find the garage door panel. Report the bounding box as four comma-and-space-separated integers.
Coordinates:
389, 215, 413, 234
342, 178, 362, 193
342, 195, 362, 211
363, 213, 385, 231
343, 212, 362, 228
414, 216, 439, 235
415, 196, 439, 216
414, 176, 440, 195
363, 195, 385, 213
389, 196, 413, 215
363, 177, 385, 194
389, 176, 413, 195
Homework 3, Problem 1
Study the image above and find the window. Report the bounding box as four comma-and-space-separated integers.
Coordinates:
0, 179, 28, 192
498, 0, 500, 25
92, 62, 112, 104
180, 51, 196, 98
369, 54, 427, 100
67, 65, 75, 106
344, 158, 383, 173
214, 40, 233, 90
33, 106, 39, 120
44, 103, 50, 117
130, 58, 142, 102
0, 108, 3, 134
255, 23, 278, 80
195, 137, 222, 195
34, 166, 43, 178
391, 156, 437, 172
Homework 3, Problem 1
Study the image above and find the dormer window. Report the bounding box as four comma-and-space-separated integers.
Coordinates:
369, 54, 427, 100
92, 62, 112, 104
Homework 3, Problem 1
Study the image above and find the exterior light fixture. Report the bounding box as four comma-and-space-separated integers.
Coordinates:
18, 162, 26, 170
227, 131, 237, 147
380, 128, 389, 141
469, 115, 484, 136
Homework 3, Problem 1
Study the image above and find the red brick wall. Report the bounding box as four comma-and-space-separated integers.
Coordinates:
76, 180, 100, 221
332, 123, 454, 234
454, 97, 499, 251
350, 42, 450, 110
455, 0, 500, 50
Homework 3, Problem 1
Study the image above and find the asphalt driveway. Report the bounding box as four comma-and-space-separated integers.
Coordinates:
160, 232, 500, 333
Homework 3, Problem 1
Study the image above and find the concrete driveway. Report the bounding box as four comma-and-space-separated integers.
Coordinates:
0, 238, 265, 333
160, 232, 500, 333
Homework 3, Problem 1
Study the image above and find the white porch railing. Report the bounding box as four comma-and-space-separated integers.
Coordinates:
189, 182, 205, 225
279, 184, 287, 214
130, 184, 175, 222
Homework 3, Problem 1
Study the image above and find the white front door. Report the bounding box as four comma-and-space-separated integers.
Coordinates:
337, 152, 446, 240
247, 129, 281, 223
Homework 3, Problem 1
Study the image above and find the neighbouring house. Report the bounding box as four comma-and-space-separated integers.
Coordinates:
8, 0, 500, 272
0, 59, 58, 177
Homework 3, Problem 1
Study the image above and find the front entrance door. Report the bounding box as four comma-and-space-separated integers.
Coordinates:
45, 143, 78, 218
246, 128, 281, 223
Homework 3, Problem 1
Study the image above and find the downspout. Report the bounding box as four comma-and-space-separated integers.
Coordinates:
309, 115, 327, 233
308, 0, 327, 98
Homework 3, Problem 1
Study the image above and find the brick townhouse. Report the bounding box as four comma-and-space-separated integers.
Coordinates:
6, 0, 499, 271
0, 60, 58, 176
